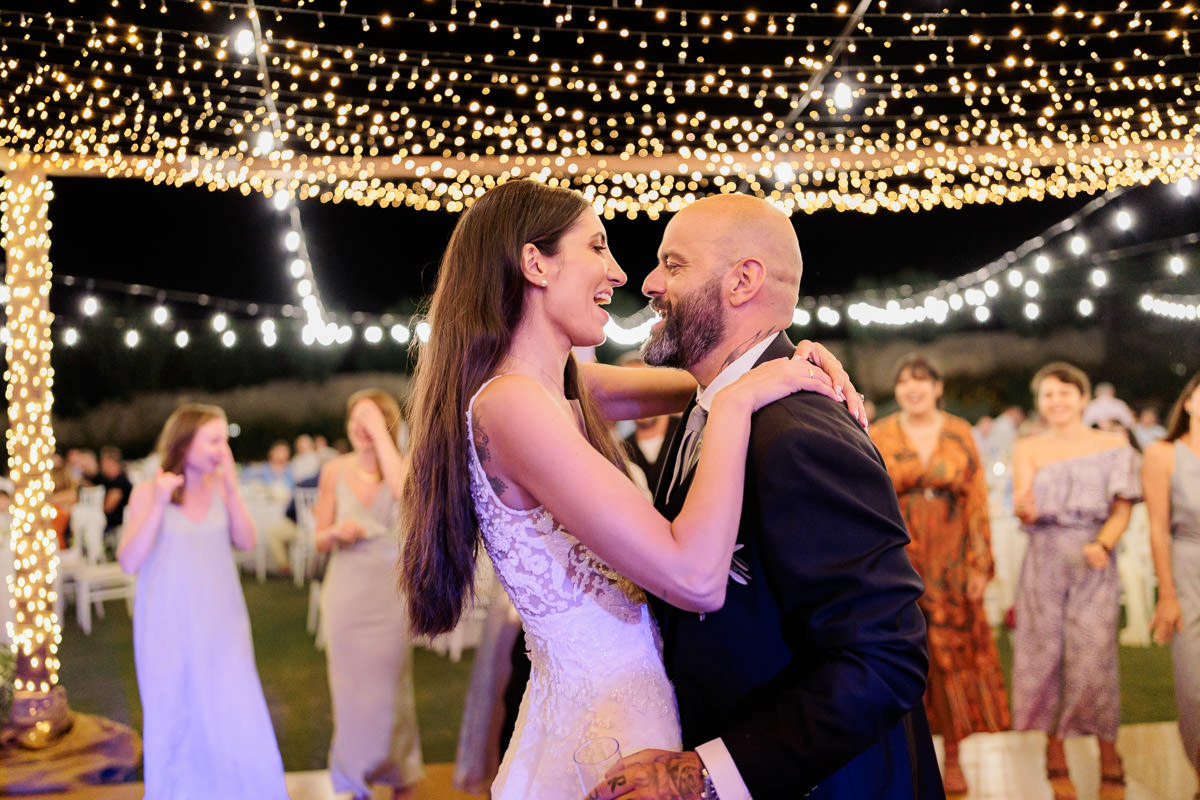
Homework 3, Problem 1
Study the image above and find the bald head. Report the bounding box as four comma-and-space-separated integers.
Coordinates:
668, 194, 803, 324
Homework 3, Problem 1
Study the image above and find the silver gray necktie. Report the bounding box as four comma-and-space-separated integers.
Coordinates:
665, 403, 708, 505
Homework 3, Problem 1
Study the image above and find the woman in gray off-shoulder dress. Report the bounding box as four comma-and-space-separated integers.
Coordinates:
1145, 371, 1200, 796
1012, 363, 1140, 800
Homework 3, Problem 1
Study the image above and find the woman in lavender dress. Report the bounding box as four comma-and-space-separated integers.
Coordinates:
1012, 363, 1141, 800
1145, 371, 1200, 795
118, 404, 288, 800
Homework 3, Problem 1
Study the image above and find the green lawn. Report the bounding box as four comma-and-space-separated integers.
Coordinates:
58, 576, 474, 772
993, 626, 1178, 725
57, 578, 1178, 775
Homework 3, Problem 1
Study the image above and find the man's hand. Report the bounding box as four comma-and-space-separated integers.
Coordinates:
585, 749, 706, 800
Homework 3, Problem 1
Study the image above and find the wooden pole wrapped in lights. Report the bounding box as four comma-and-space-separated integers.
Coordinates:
2, 163, 72, 747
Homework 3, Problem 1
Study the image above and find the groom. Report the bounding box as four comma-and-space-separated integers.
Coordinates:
592, 195, 943, 800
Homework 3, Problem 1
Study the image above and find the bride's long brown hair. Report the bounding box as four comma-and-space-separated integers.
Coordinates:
401, 180, 628, 636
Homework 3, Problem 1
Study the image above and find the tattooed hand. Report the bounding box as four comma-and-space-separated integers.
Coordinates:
584, 749, 706, 800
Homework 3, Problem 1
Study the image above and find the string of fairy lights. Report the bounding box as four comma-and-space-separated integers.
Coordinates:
3, 0, 1198, 719
23, 174, 1197, 360
0, 1, 1197, 216
3, 169, 62, 693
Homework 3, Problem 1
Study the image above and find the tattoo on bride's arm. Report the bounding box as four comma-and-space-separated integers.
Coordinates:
719, 327, 780, 372
472, 411, 510, 497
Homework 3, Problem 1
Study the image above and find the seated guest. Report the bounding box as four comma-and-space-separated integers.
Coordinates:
291, 434, 322, 484
242, 440, 295, 496
242, 441, 298, 574
98, 446, 133, 534
48, 455, 77, 550
68, 448, 100, 487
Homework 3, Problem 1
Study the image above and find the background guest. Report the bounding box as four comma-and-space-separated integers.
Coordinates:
71, 448, 100, 487
314, 388, 422, 799
243, 440, 295, 494
48, 455, 77, 550
116, 403, 287, 798
291, 433, 322, 484
1133, 407, 1168, 450
314, 433, 339, 464
243, 440, 299, 575
1084, 381, 1136, 431
97, 446, 133, 536
1012, 362, 1141, 800
616, 354, 679, 495
1144, 371, 1200, 790
871, 354, 1010, 795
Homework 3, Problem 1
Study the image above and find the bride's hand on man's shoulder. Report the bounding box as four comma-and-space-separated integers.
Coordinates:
790, 339, 868, 427
726, 340, 867, 427
583, 748, 706, 800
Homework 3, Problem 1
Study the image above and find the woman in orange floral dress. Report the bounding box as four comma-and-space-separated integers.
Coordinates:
871, 354, 1010, 795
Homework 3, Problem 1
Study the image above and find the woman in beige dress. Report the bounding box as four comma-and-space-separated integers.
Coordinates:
315, 388, 423, 799
1145, 372, 1200, 797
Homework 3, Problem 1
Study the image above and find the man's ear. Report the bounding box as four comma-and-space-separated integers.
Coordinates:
519, 242, 551, 287
728, 257, 766, 307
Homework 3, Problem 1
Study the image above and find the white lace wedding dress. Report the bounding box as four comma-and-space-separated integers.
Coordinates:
467, 382, 682, 799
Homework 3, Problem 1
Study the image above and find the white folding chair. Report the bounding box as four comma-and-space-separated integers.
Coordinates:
62, 505, 135, 635
291, 486, 320, 587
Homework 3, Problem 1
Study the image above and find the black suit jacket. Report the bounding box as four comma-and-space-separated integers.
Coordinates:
649, 334, 943, 800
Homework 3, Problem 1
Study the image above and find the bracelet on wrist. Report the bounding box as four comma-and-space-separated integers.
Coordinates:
699, 762, 720, 800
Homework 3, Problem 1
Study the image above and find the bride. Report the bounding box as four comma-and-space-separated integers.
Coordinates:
401, 179, 860, 799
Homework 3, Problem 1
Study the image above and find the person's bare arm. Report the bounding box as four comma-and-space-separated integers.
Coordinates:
117, 475, 179, 574
477, 358, 817, 611
580, 340, 867, 426
1012, 438, 1038, 524
1144, 442, 1182, 643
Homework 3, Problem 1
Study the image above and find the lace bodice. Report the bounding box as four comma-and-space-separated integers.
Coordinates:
466, 379, 646, 625
465, 378, 680, 799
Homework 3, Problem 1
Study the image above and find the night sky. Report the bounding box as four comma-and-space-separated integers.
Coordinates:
20, 174, 1199, 420
44, 175, 1111, 321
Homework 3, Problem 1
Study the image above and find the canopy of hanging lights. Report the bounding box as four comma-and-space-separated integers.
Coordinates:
0, 0, 1197, 217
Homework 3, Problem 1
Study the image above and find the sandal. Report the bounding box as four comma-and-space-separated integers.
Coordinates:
942, 759, 967, 796
1098, 767, 1125, 800
1046, 766, 1077, 800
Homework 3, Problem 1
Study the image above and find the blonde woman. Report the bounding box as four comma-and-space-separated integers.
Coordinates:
314, 388, 423, 799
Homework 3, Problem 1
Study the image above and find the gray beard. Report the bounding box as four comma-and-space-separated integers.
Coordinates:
641, 278, 725, 370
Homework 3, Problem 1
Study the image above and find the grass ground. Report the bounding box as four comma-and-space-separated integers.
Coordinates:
58, 576, 474, 772
58, 576, 1177, 774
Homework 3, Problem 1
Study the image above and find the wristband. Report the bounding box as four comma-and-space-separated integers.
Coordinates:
699, 762, 720, 800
